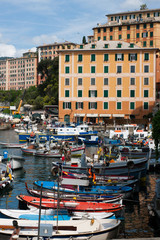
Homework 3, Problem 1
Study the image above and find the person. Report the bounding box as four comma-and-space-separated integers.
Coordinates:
10, 220, 20, 240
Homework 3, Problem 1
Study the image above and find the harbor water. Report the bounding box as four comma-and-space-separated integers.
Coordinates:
0, 129, 159, 239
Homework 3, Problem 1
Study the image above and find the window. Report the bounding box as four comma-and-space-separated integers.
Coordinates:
78, 66, 83, 73
80, 45, 83, 49
111, 17, 113, 21
78, 78, 82, 85
115, 53, 124, 61
104, 102, 108, 109
130, 78, 135, 85
150, 41, 153, 47
144, 102, 148, 109
117, 43, 122, 48
130, 65, 135, 73
65, 90, 70, 97
91, 78, 95, 85
98, 37, 101, 41
110, 35, 113, 40
144, 90, 149, 97
91, 66, 95, 73
143, 41, 146, 47
150, 23, 153, 28
119, 26, 122, 31
147, 13, 150, 18
143, 23, 146, 29
65, 55, 70, 62
130, 90, 135, 97
142, 32, 148, 38
144, 53, 149, 61
104, 54, 109, 61
117, 102, 121, 110
144, 65, 149, 73
103, 36, 106, 40
78, 90, 82, 97
104, 66, 109, 73
104, 44, 109, 48
117, 78, 122, 85
98, 28, 100, 33
117, 66, 122, 73
136, 25, 139, 29
91, 54, 96, 61
78, 54, 83, 62
117, 90, 121, 97
65, 78, 69, 85
110, 27, 113, 32
136, 33, 139, 38
89, 102, 97, 109
89, 90, 97, 97
103, 28, 106, 32
127, 34, 130, 39
129, 43, 134, 48
63, 102, 71, 109
104, 78, 108, 85
130, 102, 135, 110
129, 53, 137, 61
150, 32, 153, 37
91, 44, 95, 49
65, 66, 70, 74
144, 77, 149, 85
127, 26, 130, 30
104, 90, 108, 97
119, 35, 122, 40
76, 102, 83, 109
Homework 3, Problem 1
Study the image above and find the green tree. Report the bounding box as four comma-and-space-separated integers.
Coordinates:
140, 4, 148, 10
82, 36, 87, 44
152, 111, 160, 160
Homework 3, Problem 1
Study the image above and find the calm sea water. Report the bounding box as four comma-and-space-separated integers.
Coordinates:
0, 129, 159, 238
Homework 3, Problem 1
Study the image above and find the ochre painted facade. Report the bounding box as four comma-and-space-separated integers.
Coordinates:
59, 41, 157, 123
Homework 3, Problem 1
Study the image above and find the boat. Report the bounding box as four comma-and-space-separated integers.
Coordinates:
78, 135, 99, 145
0, 208, 115, 221
0, 217, 121, 240
1, 155, 25, 170
33, 180, 133, 198
51, 153, 148, 180
19, 124, 98, 142
0, 162, 14, 189
0, 142, 27, 148
25, 182, 123, 204
17, 194, 124, 216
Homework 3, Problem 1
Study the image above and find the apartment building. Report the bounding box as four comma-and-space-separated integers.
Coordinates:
0, 51, 37, 91
58, 40, 157, 123
93, 8, 160, 49
37, 41, 77, 63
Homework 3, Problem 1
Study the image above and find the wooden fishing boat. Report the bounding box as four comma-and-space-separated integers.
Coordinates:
0, 162, 14, 189
0, 142, 27, 148
2, 155, 25, 170
25, 183, 123, 204
0, 218, 121, 240
17, 194, 124, 218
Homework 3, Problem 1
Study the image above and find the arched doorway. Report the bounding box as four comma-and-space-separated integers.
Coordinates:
64, 115, 70, 124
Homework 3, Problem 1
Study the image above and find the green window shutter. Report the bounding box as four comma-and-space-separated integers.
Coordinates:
81, 102, 83, 109
91, 54, 95, 61
143, 41, 146, 47
104, 90, 108, 97
65, 55, 70, 62
76, 102, 78, 109
144, 53, 149, 60
95, 102, 97, 109
69, 102, 71, 109
144, 102, 148, 109
150, 41, 153, 47
117, 102, 121, 109
65, 90, 69, 97
117, 90, 121, 97
65, 66, 69, 74
78, 90, 82, 97
122, 54, 124, 61
104, 66, 108, 73
144, 90, 148, 97
63, 102, 65, 109
150, 32, 153, 37
136, 33, 139, 38
128, 54, 130, 61
91, 66, 95, 73
115, 54, 117, 61
78, 66, 82, 73
127, 34, 130, 39
95, 90, 97, 97
130, 102, 135, 109
104, 102, 108, 109
89, 90, 91, 97
78, 54, 82, 61
130, 90, 135, 97
104, 54, 108, 61
89, 102, 90, 109
135, 54, 137, 61
103, 36, 106, 40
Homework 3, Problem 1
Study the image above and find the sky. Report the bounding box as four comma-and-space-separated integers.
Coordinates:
0, 0, 160, 57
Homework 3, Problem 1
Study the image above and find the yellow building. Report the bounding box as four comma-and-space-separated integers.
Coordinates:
93, 8, 160, 49
59, 40, 157, 123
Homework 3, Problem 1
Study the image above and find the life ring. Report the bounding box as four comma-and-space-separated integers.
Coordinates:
30, 131, 35, 137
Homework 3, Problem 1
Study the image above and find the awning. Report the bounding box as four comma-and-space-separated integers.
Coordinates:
112, 114, 124, 117
99, 114, 111, 117
74, 114, 85, 117
86, 114, 98, 117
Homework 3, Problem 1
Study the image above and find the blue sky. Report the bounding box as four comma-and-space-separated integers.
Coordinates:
0, 0, 160, 57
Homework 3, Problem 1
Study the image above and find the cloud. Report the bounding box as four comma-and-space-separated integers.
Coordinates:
0, 44, 16, 57
32, 34, 59, 46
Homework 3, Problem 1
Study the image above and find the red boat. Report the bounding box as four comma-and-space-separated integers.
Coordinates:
17, 194, 124, 215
